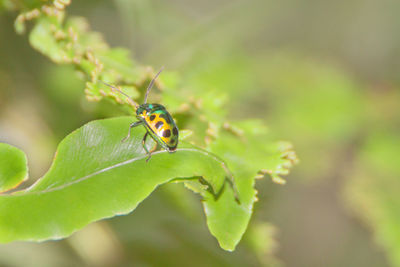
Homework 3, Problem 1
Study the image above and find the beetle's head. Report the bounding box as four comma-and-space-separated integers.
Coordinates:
136, 104, 151, 118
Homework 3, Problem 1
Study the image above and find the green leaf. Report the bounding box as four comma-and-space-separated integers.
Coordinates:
97, 48, 140, 83
0, 143, 28, 193
205, 120, 298, 251
29, 16, 68, 63
0, 117, 241, 247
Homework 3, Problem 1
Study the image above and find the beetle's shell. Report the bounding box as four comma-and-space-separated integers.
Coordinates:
137, 103, 178, 152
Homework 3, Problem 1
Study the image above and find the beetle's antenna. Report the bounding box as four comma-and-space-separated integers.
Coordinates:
144, 66, 164, 104
99, 80, 139, 109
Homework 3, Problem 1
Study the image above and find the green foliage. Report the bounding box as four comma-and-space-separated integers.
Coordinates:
254, 53, 367, 179
342, 86, 400, 266
0, 117, 295, 251
343, 83, 400, 267
244, 222, 280, 266
345, 130, 400, 266
0, 0, 297, 252
0, 143, 28, 192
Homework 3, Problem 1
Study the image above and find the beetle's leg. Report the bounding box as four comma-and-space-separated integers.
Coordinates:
121, 121, 143, 142
147, 143, 158, 162
145, 139, 158, 163
142, 131, 150, 154
142, 132, 156, 162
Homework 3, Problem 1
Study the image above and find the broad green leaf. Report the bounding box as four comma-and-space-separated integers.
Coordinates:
0, 117, 241, 247
0, 143, 28, 193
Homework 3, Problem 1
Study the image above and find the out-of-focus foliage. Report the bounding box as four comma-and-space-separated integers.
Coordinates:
345, 88, 400, 267
240, 221, 280, 266
191, 47, 398, 265
346, 130, 400, 266
254, 53, 367, 179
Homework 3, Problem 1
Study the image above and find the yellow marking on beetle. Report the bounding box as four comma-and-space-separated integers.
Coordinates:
143, 112, 177, 149
146, 114, 159, 127
145, 114, 172, 144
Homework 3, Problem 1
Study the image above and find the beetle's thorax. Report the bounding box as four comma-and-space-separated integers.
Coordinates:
136, 103, 165, 116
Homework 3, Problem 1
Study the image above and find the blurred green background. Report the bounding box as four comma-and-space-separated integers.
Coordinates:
0, 0, 399, 266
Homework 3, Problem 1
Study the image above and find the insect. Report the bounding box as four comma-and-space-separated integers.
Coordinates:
100, 67, 179, 162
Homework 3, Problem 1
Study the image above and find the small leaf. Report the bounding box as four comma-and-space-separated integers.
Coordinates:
29, 17, 68, 63
97, 48, 140, 83
0, 143, 28, 193
206, 120, 298, 250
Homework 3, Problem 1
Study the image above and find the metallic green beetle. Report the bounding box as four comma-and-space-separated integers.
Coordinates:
101, 68, 178, 162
